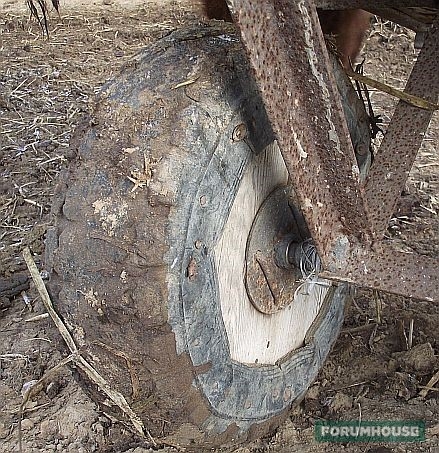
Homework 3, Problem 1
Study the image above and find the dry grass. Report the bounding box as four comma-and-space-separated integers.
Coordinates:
0, 4, 200, 274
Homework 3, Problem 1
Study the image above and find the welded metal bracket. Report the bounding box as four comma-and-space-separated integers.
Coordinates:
226, 0, 438, 301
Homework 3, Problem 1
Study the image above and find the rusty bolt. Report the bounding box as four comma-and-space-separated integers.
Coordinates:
274, 236, 296, 269
355, 143, 368, 156
232, 123, 248, 142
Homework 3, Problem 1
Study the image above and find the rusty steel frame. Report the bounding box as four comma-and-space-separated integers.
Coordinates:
226, 0, 439, 301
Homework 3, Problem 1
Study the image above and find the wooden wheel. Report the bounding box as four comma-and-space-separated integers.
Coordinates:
47, 23, 370, 448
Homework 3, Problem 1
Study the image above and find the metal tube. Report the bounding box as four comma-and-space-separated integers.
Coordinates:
364, 17, 439, 237
226, 0, 372, 265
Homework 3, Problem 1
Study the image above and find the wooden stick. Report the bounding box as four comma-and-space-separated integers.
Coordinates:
22, 247, 77, 353
346, 69, 439, 111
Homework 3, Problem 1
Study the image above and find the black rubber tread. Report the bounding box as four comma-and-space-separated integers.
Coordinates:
47, 23, 363, 448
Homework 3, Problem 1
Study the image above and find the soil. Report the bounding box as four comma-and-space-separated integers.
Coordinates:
0, 1, 438, 452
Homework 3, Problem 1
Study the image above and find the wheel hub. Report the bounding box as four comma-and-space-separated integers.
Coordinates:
245, 186, 318, 314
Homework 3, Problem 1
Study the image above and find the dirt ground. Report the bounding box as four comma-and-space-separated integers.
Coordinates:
0, 1, 438, 452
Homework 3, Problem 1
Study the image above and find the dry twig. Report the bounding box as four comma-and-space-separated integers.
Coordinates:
346, 69, 439, 111
419, 370, 439, 398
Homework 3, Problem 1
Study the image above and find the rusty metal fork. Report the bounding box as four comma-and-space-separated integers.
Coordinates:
226, 0, 439, 301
